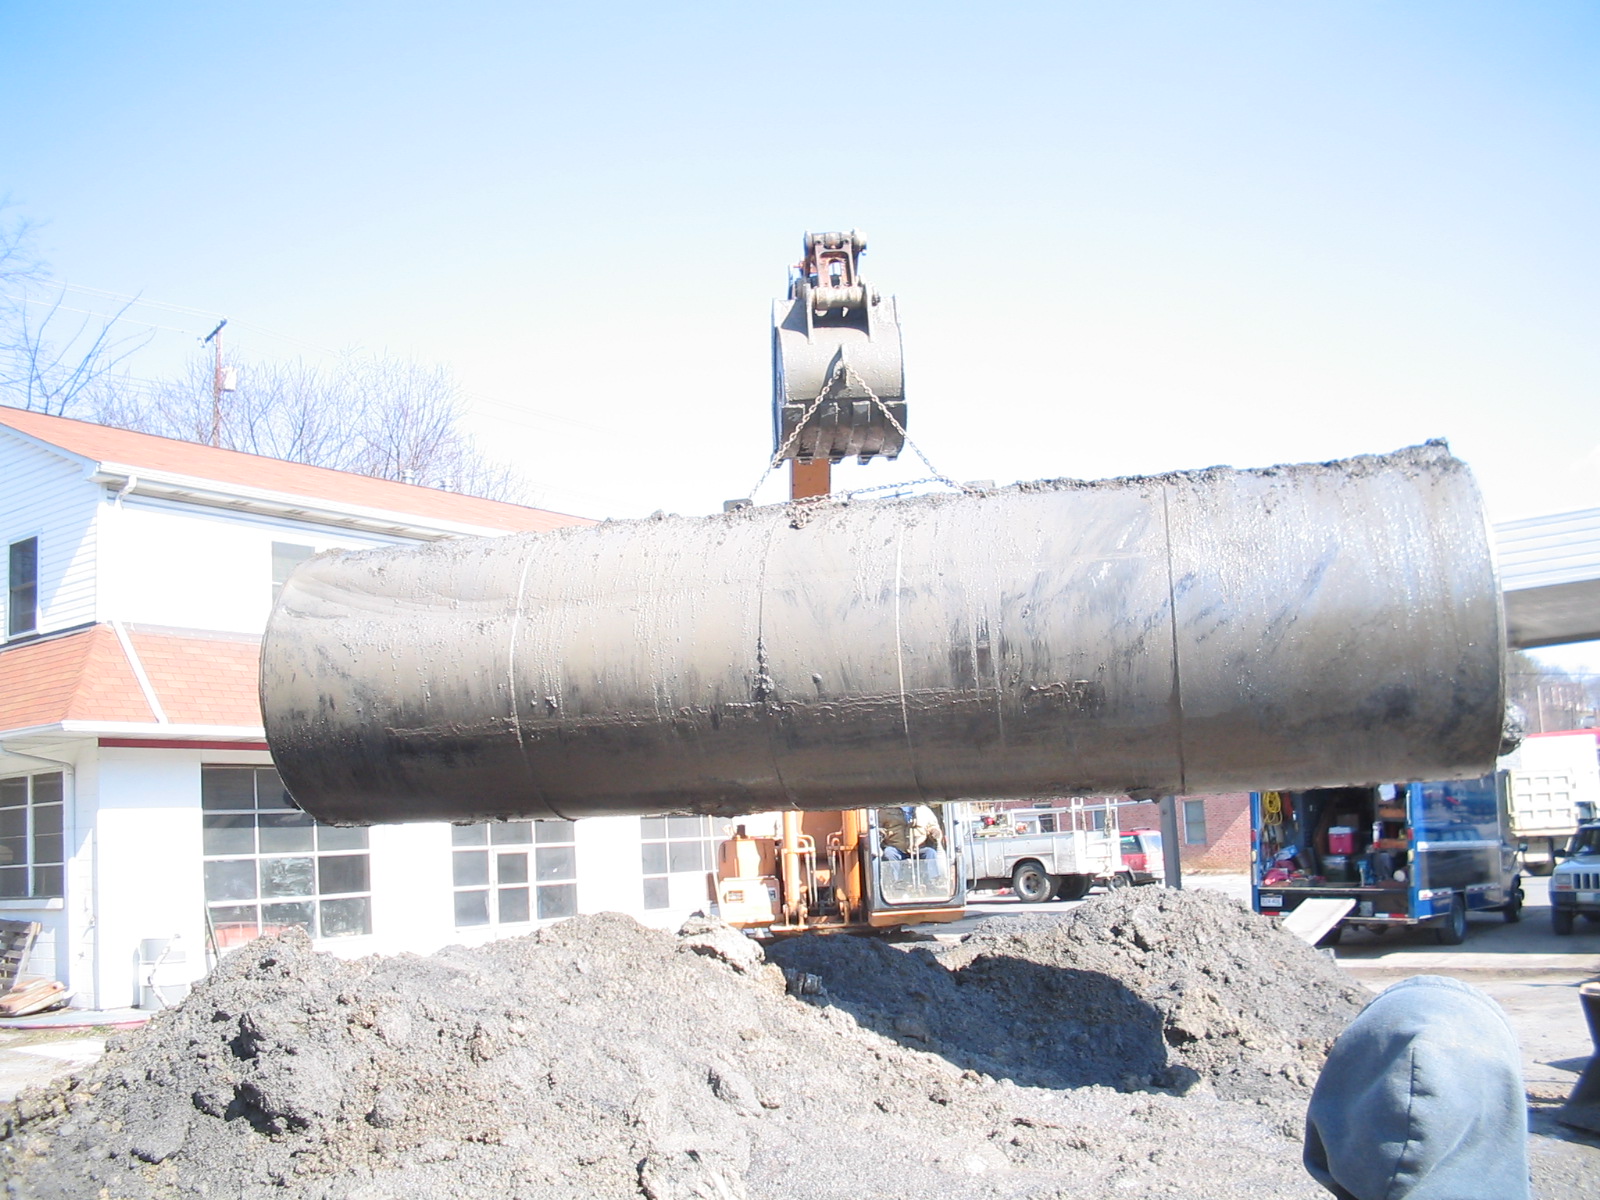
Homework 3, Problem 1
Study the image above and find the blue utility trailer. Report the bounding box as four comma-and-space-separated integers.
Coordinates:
1250, 776, 1523, 944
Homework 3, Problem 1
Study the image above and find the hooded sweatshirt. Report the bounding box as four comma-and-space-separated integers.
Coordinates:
1304, 974, 1529, 1200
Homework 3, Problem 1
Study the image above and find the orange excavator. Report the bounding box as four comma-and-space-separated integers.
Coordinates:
714, 231, 970, 935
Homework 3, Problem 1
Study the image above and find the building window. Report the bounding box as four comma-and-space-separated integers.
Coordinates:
452, 820, 576, 927
271, 542, 315, 607
1183, 798, 1208, 845
0, 772, 64, 899
640, 815, 717, 910
7, 537, 38, 638
201, 765, 371, 941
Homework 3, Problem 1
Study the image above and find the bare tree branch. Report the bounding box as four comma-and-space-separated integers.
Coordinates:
87, 350, 531, 502
0, 206, 152, 415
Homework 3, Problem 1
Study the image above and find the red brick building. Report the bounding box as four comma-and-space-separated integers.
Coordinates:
1120, 793, 1252, 872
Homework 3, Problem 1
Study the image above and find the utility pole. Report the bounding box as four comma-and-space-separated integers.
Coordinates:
202, 319, 228, 447
1159, 796, 1184, 889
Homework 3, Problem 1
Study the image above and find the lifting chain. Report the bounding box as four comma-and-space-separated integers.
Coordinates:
745, 361, 980, 506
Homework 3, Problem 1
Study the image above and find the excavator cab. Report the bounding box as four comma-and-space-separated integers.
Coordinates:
771, 230, 906, 466
867, 803, 966, 913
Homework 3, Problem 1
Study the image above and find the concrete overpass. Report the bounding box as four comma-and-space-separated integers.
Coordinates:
1496, 505, 1600, 649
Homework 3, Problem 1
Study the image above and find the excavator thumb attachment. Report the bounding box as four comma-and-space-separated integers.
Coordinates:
772, 230, 906, 464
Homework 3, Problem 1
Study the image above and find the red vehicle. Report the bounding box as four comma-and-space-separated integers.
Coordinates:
1118, 829, 1165, 886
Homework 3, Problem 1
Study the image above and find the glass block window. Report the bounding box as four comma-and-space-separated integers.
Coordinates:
0, 772, 64, 898
452, 819, 576, 927
202, 765, 371, 942
639, 815, 717, 911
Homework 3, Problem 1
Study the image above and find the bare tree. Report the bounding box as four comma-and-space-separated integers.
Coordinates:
1506, 649, 1599, 734
88, 351, 530, 503
0, 207, 150, 415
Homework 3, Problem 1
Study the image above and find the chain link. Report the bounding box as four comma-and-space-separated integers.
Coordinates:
744, 360, 979, 504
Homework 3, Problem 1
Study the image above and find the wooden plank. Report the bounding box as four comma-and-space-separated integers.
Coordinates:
1281, 897, 1355, 946
0, 978, 66, 1017
0, 920, 41, 993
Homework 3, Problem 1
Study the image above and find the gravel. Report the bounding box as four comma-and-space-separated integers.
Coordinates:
2, 891, 1373, 1199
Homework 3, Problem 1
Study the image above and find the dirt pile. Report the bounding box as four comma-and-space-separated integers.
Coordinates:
1, 898, 1349, 1200
768, 887, 1365, 1100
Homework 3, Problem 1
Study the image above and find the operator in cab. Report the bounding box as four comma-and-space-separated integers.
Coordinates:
880, 804, 943, 861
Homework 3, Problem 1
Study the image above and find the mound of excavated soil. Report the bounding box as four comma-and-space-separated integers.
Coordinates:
767, 888, 1364, 1099
1, 899, 1346, 1200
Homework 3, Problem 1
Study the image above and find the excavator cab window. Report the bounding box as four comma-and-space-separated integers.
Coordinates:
870, 803, 958, 906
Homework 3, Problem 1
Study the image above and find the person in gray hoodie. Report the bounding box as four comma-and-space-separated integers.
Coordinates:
1304, 974, 1530, 1200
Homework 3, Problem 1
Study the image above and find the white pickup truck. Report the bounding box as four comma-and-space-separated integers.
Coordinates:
963, 809, 1125, 902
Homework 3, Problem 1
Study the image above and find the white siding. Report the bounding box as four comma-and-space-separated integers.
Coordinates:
0, 430, 689, 1006
92, 749, 210, 1009
0, 435, 99, 636
105, 496, 422, 633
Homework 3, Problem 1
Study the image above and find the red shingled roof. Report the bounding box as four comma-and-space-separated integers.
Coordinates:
0, 625, 266, 733
0, 626, 154, 729
0, 405, 591, 533
128, 629, 264, 727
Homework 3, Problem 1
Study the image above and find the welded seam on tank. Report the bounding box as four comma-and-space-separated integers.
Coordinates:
1162, 486, 1188, 795
505, 539, 565, 820
758, 518, 793, 807
893, 532, 928, 798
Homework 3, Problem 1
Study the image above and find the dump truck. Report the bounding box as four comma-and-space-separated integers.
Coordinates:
1501, 730, 1600, 874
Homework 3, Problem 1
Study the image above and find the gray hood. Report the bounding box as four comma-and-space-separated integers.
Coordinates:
1304, 974, 1529, 1200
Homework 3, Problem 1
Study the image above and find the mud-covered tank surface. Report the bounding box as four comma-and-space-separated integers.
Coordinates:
260, 441, 1504, 825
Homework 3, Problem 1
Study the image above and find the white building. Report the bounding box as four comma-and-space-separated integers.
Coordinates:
0, 406, 723, 1010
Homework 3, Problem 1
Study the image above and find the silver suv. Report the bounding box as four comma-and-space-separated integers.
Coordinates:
1550, 823, 1600, 935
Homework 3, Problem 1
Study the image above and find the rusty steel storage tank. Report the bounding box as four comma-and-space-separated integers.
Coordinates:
261, 442, 1505, 826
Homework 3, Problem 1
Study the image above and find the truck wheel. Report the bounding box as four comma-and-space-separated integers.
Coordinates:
1011, 862, 1055, 904
1502, 888, 1523, 923
1435, 895, 1468, 945
1106, 872, 1132, 891
1053, 874, 1092, 901
1553, 908, 1575, 936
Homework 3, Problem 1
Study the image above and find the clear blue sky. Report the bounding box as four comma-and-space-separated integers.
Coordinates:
4, 4, 1597, 661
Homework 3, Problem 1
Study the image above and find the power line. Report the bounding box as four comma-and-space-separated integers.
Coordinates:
0, 291, 201, 336
53, 280, 221, 319
41, 282, 342, 356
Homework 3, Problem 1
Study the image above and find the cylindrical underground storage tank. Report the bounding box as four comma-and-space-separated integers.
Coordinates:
261, 442, 1505, 826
